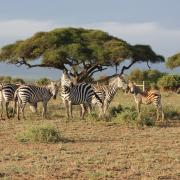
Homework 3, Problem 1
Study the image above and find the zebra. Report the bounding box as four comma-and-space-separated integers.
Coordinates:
14, 81, 59, 120
128, 81, 164, 122
60, 70, 103, 119
0, 83, 20, 119
91, 75, 128, 116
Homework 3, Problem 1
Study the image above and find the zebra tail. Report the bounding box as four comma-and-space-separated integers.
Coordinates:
93, 92, 103, 105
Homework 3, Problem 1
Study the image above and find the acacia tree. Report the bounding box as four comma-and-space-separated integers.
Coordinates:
0, 28, 164, 82
166, 52, 180, 69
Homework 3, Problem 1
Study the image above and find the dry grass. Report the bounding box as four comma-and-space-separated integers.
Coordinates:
0, 91, 179, 179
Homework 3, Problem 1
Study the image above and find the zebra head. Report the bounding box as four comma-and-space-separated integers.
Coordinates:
128, 81, 137, 94
48, 81, 60, 99
109, 75, 128, 90
61, 70, 73, 88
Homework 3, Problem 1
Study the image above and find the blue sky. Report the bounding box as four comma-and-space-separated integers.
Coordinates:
0, 0, 180, 79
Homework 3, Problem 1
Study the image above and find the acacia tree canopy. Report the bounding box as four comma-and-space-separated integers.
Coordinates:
0, 27, 164, 82
166, 53, 180, 69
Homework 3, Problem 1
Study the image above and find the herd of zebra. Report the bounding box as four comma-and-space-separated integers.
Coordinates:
0, 70, 165, 122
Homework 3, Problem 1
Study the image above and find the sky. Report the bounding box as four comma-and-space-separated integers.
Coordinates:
0, 0, 180, 80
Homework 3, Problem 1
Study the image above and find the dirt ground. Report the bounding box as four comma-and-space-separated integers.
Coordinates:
0, 119, 179, 179
0, 91, 180, 179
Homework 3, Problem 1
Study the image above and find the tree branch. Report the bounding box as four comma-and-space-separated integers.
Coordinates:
15, 57, 62, 69
120, 59, 138, 75
146, 60, 151, 69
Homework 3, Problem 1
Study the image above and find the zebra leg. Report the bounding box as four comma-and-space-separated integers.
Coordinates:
88, 104, 92, 114
103, 102, 107, 115
64, 101, 70, 119
80, 104, 85, 119
136, 102, 142, 126
17, 101, 20, 120
68, 101, 73, 119
12, 99, 17, 117
98, 103, 103, 118
42, 101, 47, 119
5, 102, 10, 119
0, 100, 4, 120
21, 103, 26, 120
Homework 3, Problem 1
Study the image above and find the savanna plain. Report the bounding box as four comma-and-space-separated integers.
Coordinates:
0, 91, 180, 179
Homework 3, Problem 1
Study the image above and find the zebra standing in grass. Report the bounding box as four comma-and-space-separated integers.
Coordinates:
14, 82, 59, 120
60, 70, 103, 119
91, 75, 128, 116
0, 83, 20, 119
128, 81, 164, 122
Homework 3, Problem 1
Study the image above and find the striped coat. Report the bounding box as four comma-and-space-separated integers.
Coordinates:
91, 75, 128, 115
0, 83, 19, 119
60, 71, 103, 119
14, 82, 59, 120
128, 81, 164, 122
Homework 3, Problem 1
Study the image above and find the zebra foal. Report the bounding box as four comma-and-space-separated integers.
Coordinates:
128, 81, 164, 122
14, 81, 59, 120
60, 70, 103, 119
0, 83, 20, 119
91, 75, 128, 116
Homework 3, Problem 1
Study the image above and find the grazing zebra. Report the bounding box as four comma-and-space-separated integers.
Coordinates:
91, 75, 128, 116
60, 70, 103, 119
14, 82, 59, 120
0, 83, 20, 119
128, 81, 164, 122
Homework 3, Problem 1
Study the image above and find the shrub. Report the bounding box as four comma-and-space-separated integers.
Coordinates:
157, 75, 180, 90
109, 104, 123, 117
163, 106, 180, 120
11, 78, 25, 84
16, 124, 64, 143
128, 69, 165, 85
36, 78, 50, 86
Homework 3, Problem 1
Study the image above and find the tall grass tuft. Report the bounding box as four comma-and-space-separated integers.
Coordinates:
16, 124, 66, 143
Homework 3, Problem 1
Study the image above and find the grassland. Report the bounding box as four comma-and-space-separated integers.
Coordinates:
0, 91, 179, 179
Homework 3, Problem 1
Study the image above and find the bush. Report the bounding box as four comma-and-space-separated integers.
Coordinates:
11, 78, 25, 84
0, 76, 25, 84
128, 69, 165, 85
16, 124, 64, 143
36, 78, 50, 86
109, 104, 123, 117
163, 106, 180, 120
157, 75, 180, 90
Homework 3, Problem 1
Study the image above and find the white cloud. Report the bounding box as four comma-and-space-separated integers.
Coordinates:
0, 20, 180, 57
0, 20, 55, 36
82, 22, 180, 57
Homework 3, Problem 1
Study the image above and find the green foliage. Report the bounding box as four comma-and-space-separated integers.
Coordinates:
36, 78, 50, 86
157, 75, 180, 90
163, 106, 180, 120
16, 124, 64, 143
129, 69, 166, 84
0, 28, 131, 66
0, 76, 25, 84
109, 104, 123, 117
166, 53, 180, 69
11, 78, 25, 84
0, 28, 164, 81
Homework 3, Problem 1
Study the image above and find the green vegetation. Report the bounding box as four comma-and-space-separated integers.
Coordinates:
166, 52, 180, 69
35, 77, 50, 86
128, 69, 166, 87
157, 75, 180, 90
0, 28, 164, 82
16, 124, 64, 143
0, 76, 25, 84
128, 69, 179, 91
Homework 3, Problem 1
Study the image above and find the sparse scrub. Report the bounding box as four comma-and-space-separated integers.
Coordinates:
163, 106, 180, 120
16, 124, 65, 143
109, 104, 123, 117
